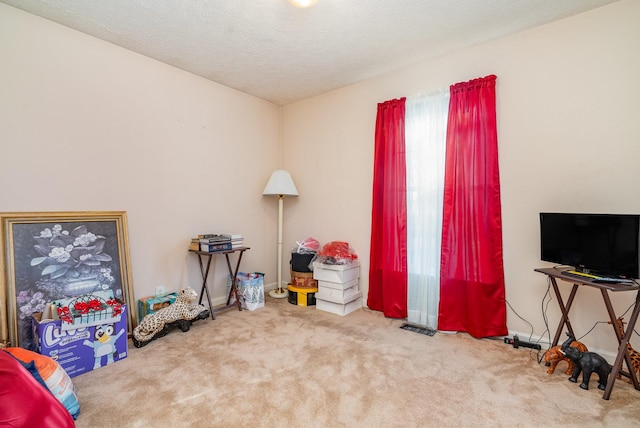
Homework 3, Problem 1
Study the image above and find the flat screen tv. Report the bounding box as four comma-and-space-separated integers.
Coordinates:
540, 212, 640, 279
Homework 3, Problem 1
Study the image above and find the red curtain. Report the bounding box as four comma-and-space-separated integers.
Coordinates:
367, 98, 408, 318
438, 75, 507, 338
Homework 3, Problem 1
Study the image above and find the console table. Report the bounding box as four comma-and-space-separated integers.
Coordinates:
189, 247, 250, 320
535, 267, 640, 399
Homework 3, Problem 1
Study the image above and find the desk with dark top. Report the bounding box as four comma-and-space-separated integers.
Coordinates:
535, 267, 640, 399
189, 247, 250, 320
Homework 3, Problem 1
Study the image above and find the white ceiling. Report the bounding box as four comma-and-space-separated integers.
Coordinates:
2, 0, 619, 105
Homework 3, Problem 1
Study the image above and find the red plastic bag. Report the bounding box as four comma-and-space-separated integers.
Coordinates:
294, 237, 320, 254
317, 241, 358, 264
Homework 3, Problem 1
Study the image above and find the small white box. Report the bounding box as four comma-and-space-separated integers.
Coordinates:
313, 260, 361, 283
316, 286, 361, 304
316, 296, 362, 316
317, 278, 359, 291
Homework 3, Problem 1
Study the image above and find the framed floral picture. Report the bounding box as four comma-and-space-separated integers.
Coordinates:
0, 211, 135, 348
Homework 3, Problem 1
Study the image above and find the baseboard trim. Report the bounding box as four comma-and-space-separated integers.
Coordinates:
506, 330, 618, 363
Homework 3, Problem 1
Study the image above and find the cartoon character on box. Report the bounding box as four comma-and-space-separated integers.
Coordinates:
83, 323, 125, 369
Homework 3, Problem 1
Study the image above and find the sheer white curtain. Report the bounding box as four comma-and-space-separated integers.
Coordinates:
405, 90, 449, 329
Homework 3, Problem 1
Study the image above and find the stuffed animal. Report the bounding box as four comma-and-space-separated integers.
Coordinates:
132, 287, 209, 348
543, 340, 588, 375
561, 333, 611, 390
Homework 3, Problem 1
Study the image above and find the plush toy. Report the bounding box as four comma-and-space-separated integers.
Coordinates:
133, 287, 209, 348
561, 333, 611, 390
543, 340, 588, 375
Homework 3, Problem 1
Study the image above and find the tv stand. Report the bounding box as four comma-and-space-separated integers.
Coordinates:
535, 267, 640, 400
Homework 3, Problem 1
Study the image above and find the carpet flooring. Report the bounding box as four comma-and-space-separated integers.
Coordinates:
71, 296, 640, 427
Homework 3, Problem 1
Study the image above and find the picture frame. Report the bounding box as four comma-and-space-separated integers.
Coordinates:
0, 211, 135, 348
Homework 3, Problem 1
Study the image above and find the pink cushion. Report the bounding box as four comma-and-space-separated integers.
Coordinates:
0, 350, 75, 427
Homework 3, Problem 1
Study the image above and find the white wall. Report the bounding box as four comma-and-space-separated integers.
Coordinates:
0, 3, 282, 319
2, 0, 639, 356
283, 0, 640, 354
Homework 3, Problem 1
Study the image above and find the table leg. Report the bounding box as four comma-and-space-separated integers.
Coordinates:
224, 250, 246, 311
603, 290, 640, 399
550, 278, 578, 346
601, 289, 636, 384
195, 254, 215, 320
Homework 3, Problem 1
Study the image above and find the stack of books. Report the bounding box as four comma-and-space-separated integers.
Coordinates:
230, 234, 244, 249
189, 233, 244, 252
193, 234, 232, 252
189, 238, 200, 251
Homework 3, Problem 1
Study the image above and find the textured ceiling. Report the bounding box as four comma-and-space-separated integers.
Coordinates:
1, 0, 620, 105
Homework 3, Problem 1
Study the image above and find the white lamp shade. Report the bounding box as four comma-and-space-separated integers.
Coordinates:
288, 0, 318, 8
262, 170, 299, 197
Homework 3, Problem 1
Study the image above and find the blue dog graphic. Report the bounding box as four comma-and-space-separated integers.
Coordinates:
83, 323, 125, 369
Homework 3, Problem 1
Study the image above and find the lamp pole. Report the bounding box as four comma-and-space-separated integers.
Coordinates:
268, 194, 288, 298
276, 194, 284, 294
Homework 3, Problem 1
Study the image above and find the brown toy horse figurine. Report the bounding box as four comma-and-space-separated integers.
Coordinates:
544, 340, 588, 375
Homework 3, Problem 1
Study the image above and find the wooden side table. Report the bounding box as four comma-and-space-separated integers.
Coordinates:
535, 267, 640, 399
189, 247, 250, 320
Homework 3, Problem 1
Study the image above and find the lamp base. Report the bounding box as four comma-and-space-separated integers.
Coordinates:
269, 288, 288, 299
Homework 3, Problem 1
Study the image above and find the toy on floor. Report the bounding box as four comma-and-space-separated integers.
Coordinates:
133, 287, 209, 348
561, 333, 611, 390
543, 340, 588, 375
608, 317, 640, 384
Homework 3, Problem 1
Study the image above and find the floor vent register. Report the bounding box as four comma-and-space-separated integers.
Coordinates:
400, 323, 436, 337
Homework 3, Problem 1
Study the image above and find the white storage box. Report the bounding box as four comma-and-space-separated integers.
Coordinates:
317, 278, 359, 291
313, 260, 361, 283
316, 286, 361, 305
316, 296, 362, 316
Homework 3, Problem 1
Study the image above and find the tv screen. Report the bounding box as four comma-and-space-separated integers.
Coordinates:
540, 213, 640, 279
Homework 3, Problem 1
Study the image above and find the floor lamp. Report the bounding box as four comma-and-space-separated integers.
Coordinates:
263, 170, 299, 298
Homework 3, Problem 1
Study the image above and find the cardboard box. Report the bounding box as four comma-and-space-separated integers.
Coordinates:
317, 278, 359, 291
291, 271, 318, 289
138, 292, 178, 322
32, 305, 128, 378
312, 260, 361, 283
316, 285, 361, 304
53, 290, 123, 331
316, 296, 362, 316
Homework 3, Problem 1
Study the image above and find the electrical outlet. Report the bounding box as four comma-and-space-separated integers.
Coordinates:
155, 286, 165, 296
